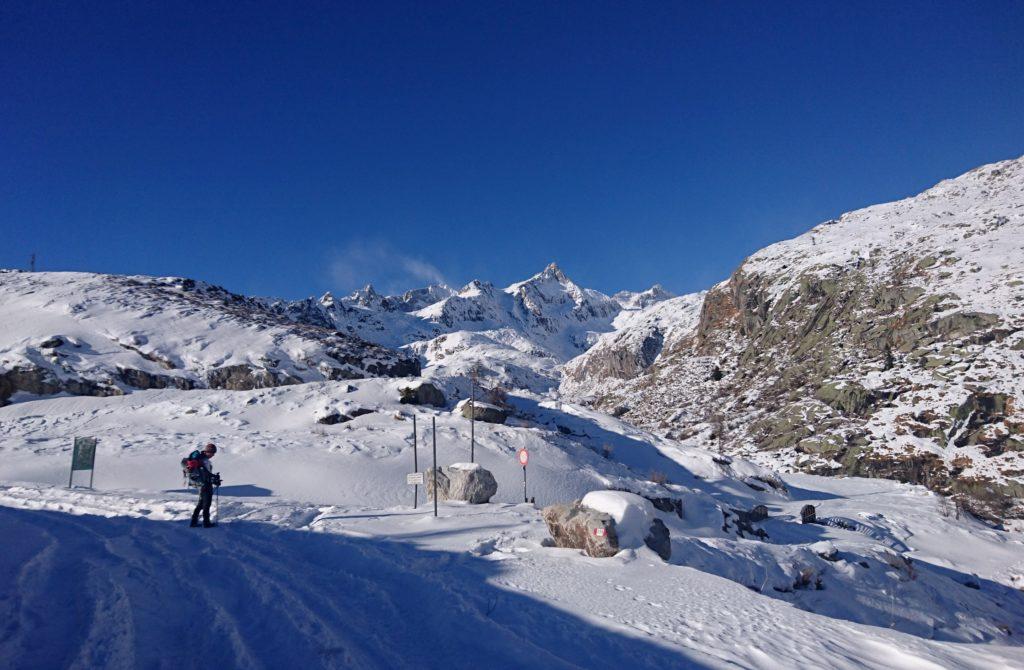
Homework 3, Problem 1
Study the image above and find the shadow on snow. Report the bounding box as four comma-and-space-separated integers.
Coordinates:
0, 505, 714, 670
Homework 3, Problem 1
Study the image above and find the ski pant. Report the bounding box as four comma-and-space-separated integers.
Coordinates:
192, 483, 213, 525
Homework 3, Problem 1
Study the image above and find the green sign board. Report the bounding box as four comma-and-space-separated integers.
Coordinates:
72, 437, 97, 470
69, 437, 98, 488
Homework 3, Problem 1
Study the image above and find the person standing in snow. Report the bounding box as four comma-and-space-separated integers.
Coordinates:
188, 443, 220, 528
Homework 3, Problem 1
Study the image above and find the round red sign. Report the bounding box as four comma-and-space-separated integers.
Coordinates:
517, 448, 529, 466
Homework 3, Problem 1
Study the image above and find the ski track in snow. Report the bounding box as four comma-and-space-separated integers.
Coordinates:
2, 483, 1023, 670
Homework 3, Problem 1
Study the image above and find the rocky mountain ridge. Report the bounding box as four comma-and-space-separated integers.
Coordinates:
0, 271, 420, 405
278, 262, 638, 390
0, 262, 666, 405
560, 155, 1024, 521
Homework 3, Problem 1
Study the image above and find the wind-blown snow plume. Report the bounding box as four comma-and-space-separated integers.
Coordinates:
328, 240, 447, 295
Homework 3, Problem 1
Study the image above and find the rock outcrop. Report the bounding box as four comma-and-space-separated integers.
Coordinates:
399, 381, 446, 407
561, 156, 1024, 522
458, 399, 509, 424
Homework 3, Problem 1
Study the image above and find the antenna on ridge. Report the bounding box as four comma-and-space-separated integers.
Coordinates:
29, 253, 36, 272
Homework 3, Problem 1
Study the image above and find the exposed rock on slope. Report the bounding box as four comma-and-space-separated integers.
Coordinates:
562, 156, 1024, 521
562, 291, 705, 401
0, 272, 419, 405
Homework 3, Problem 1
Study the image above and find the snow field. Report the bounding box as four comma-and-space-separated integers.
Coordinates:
1, 374, 1023, 668
2, 483, 1023, 670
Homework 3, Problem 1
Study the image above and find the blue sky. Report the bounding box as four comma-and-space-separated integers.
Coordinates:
2, 2, 1023, 299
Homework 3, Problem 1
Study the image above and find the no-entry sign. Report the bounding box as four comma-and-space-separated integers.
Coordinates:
517, 448, 529, 466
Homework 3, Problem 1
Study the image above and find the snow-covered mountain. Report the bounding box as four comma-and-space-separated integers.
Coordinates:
267, 262, 629, 391
561, 155, 1024, 522
0, 271, 420, 405
0, 262, 664, 404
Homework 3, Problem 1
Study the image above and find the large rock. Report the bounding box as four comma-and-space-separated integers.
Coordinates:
458, 399, 509, 424
543, 491, 672, 560
644, 519, 672, 560
542, 501, 619, 558
424, 463, 497, 504
399, 381, 446, 407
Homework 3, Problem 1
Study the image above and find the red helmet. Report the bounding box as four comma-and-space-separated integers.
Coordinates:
203, 443, 217, 454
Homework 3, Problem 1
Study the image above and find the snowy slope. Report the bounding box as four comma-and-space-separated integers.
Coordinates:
0, 271, 419, 405
0, 380, 779, 510
2, 380, 1024, 665
2, 475, 1023, 668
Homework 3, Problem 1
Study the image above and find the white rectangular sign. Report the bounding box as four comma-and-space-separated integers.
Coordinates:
406, 472, 424, 485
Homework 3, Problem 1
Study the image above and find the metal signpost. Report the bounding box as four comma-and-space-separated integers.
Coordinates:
432, 417, 438, 517
469, 364, 477, 463
69, 437, 98, 489
412, 415, 419, 508
518, 448, 529, 503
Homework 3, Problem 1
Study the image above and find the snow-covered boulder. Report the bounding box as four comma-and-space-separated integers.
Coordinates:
543, 491, 672, 560
399, 381, 446, 407
542, 501, 619, 558
457, 398, 508, 424
424, 463, 497, 504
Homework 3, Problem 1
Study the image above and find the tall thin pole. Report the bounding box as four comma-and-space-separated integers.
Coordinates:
470, 365, 476, 463
412, 415, 419, 509
522, 465, 527, 503
29, 253, 36, 272
432, 416, 438, 518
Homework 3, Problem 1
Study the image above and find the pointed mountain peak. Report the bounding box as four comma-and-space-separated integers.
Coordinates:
613, 284, 675, 310
538, 262, 568, 282
346, 283, 384, 307
319, 291, 335, 308
458, 279, 493, 296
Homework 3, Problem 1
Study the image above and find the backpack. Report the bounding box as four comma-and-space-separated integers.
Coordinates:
181, 450, 206, 487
